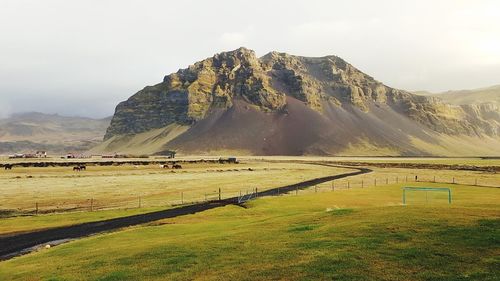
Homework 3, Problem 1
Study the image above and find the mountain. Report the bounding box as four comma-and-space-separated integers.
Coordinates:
415, 85, 500, 106
96, 47, 500, 156
0, 112, 111, 154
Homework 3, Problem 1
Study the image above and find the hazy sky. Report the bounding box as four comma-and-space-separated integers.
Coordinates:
0, 0, 499, 118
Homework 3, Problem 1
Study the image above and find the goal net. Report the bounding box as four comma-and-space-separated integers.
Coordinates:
402, 187, 451, 205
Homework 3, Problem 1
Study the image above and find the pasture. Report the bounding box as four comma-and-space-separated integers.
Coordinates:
0, 161, 351, 234
0, 161, 351, 211
0, 157, 498, 280
0, 181, 498, 280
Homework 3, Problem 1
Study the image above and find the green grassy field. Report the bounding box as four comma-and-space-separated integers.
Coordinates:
0, 206, 167, 235
1, 159, 498, 235
1, 182, 498, 280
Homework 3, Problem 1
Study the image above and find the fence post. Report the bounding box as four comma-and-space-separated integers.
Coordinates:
347, 181, 350, 189
255, 188, 258, 197
386, 178, 388, 185
361, 180, 364, 188
332, 181, 335, 191
396, 177, 399, 184
475, 178, 478, 186
405, 175, 408, 182
90, 198, 93, 212
433, 176, 436, 183
218, 188, 221, 201
35, 202, 38, 215
452, 177, 455, 184
374, 179, 377, 187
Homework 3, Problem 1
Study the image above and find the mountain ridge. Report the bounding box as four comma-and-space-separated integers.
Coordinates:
98, 47, 500, 156
415, 85, 500, 106
0, 112, 111, 154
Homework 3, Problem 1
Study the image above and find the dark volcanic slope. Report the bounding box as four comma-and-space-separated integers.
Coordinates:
100, 48, 500, 156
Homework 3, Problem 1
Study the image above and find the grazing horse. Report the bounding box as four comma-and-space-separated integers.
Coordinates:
172, 164, 182, 169
73, 166, 81, 171
4, 164, 13, 170
79, 165, 86, 171
159, 164, 169, 169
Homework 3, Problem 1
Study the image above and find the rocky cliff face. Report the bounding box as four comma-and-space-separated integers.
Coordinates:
105, 48, 287, 139
102, 48, 500, 156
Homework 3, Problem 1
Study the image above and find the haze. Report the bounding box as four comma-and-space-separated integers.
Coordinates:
0, 0, 499, 118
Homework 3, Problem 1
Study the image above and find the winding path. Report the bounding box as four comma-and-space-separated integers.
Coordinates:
0, 164, 371, 260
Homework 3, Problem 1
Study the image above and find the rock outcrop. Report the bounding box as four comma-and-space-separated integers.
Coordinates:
101, 48, 500, 156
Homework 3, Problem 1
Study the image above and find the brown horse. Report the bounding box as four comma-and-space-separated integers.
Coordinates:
172, 164, 182, 169
4, 164, 13, 170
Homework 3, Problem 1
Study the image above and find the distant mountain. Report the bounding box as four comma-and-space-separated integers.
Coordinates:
94, 47, 500, 156
415, 85, 500, 105
0, 112, 111, 154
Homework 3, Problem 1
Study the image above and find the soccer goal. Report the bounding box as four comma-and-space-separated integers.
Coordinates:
402, 187, 452, 205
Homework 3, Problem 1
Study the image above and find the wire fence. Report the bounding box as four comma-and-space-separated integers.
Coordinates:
297, 174, 499, 195
1, 174, 498, 218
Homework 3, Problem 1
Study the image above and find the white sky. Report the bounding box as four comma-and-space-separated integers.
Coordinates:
0, 0, 499, 118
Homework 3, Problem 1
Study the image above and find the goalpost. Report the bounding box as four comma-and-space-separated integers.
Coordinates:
402, 187, 452, 205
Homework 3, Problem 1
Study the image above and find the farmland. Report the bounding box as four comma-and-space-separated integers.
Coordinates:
0, 161, 351, 211
0, 157, 498, 280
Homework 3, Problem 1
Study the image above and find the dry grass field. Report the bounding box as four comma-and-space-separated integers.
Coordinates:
0, 160, 351, 216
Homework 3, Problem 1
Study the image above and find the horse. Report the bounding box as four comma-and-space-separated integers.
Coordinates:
172, 164, 182, 169
159, 164, 169, 169
73, 166, 81, 171
4, 164, 13, 170
79, 165, 86, 171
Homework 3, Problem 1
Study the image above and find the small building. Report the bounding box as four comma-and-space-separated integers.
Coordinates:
36, 151, 47, 158
154, 150, 176, 159
219, 157, 238, 164
9, 153, 25, 159
165, 150, 176, 159
63, 153, 76, 159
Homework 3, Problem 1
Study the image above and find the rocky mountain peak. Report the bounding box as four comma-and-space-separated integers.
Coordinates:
104, 48, 500, 147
